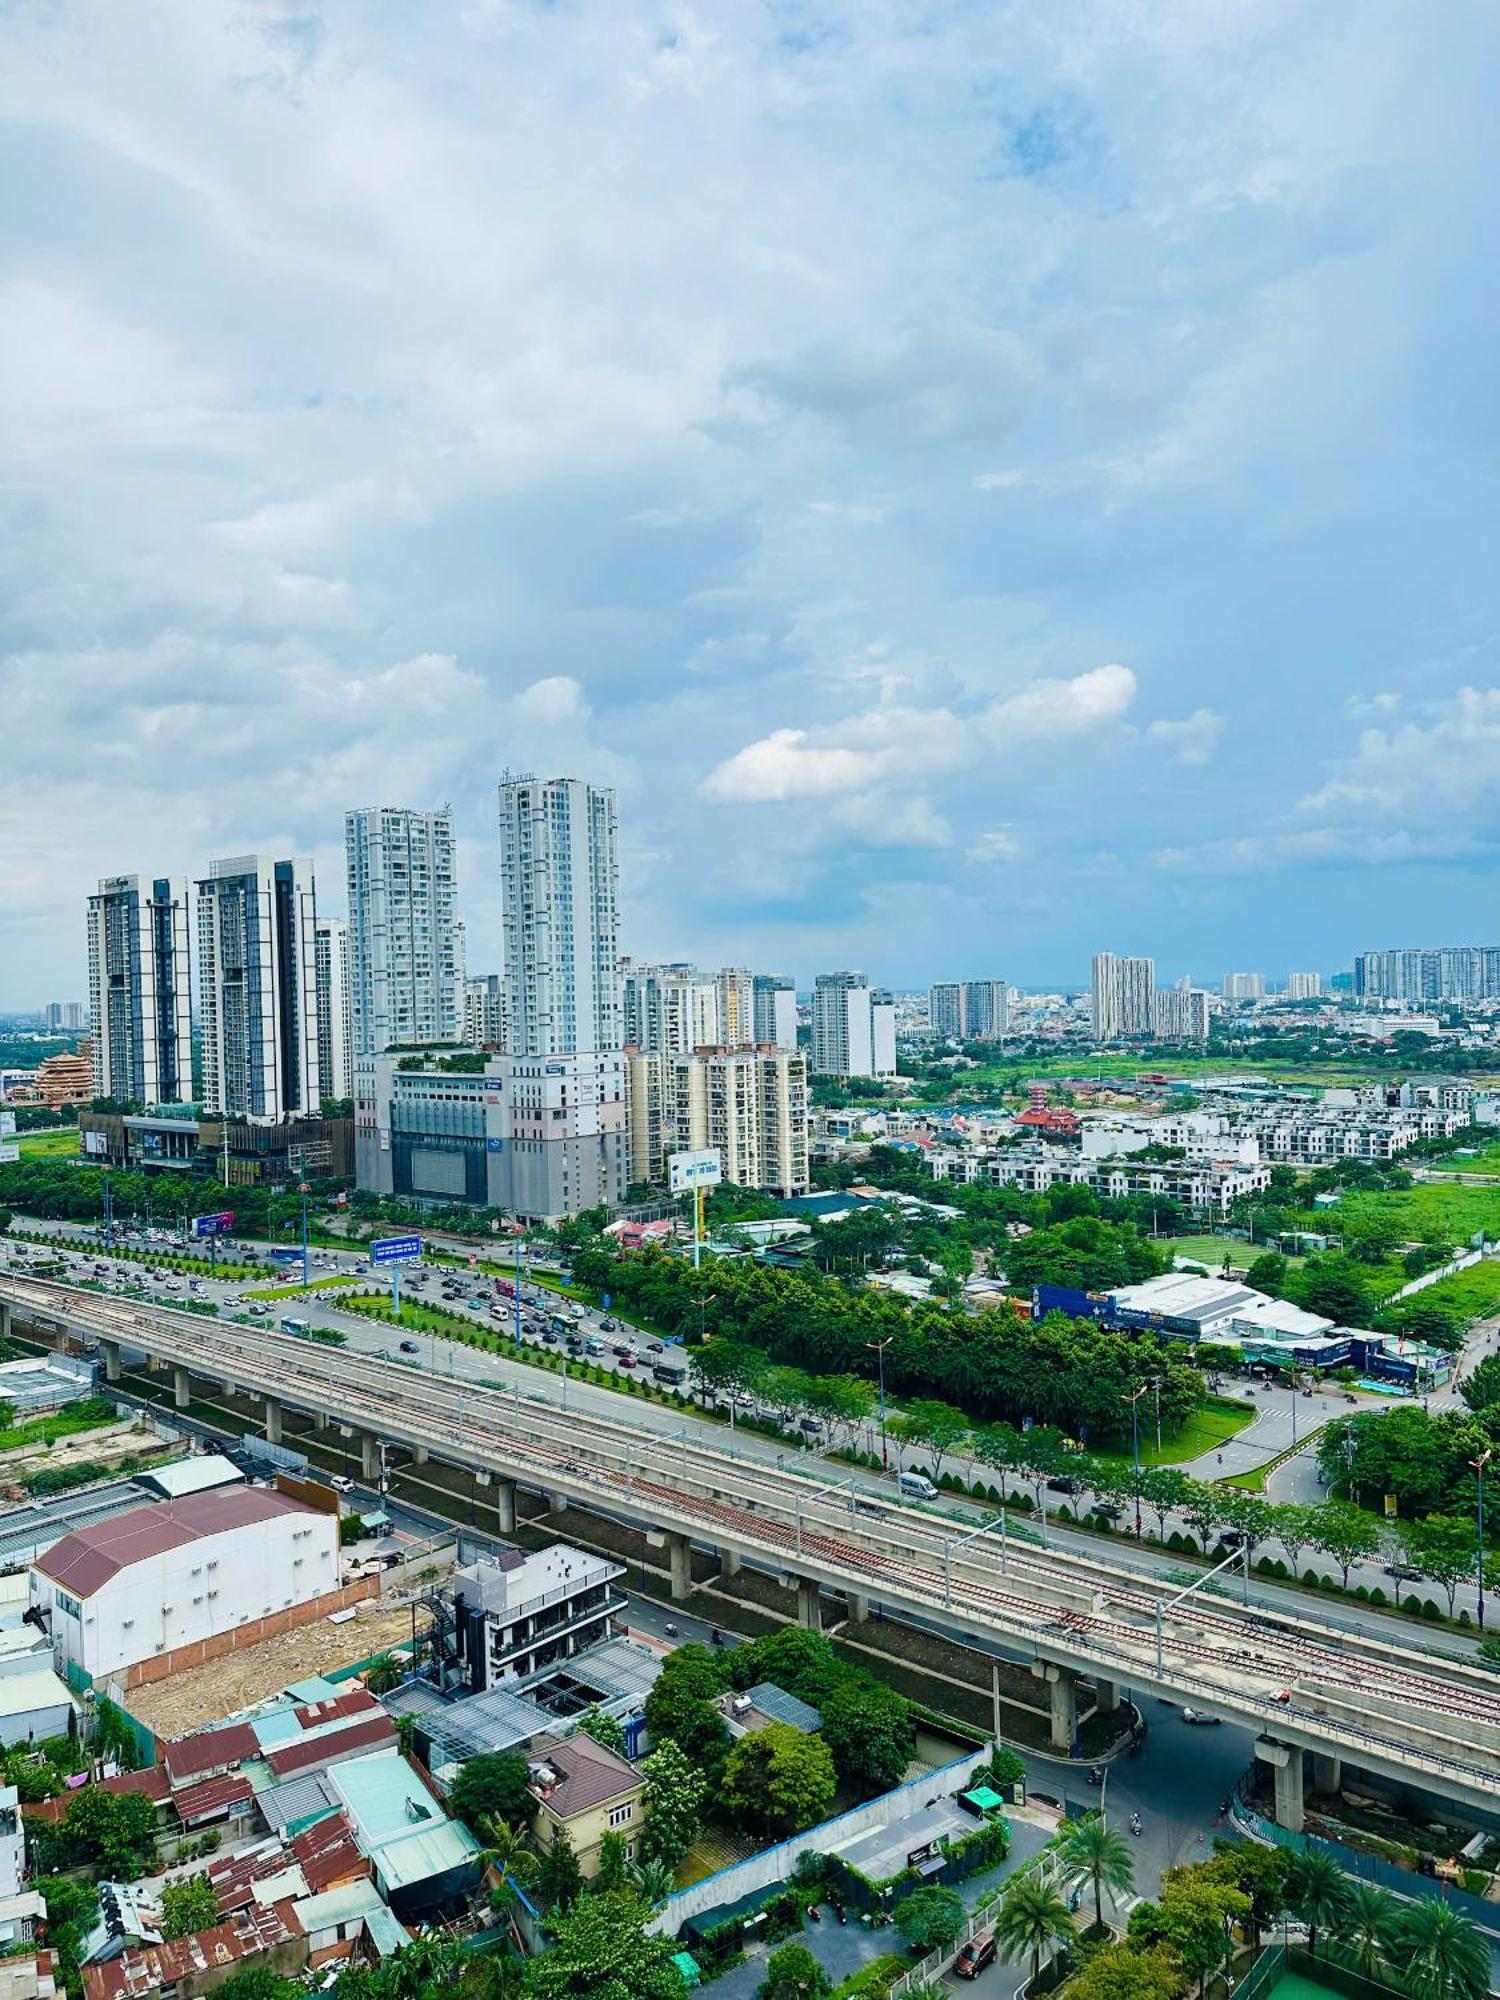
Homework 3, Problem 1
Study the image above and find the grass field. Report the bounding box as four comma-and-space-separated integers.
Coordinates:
15, 1128, 81, 1158
1299, 1181, 1500, 1246
1091, 1395, 1255, 1468
1404, 1258, 1500, 1321
241, 1273, 368, 1302
1167, 1234, 1254, 1270
1426, 1140, 1500, 1176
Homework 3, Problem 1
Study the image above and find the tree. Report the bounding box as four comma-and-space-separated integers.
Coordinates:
893, 1884, 966, 1955
818, 1681, 914, 1797
1132, 1878, 1248, 2000
1064, 1945, 1187, 2000
1459, 1353, 1500, 1414
1385, 1896, 1492, 2000
628, 1856, 676, 1910
721, 1724, 836, 1839
1284, 1850, 1354, 1960
995, 1873, 1076, 1989
642, 1654, 731, 1780
160, 1873, 219, 1939
593, 1831, 630, 1894
522, 1890, 686, 2000
450, 1753, 535, 1837
63, 1786, 158, 1877
639, 1738, 707, 1872
215, 1972, 304, 2000
1334, 1883, 1398, 1980
479, 1816, 539, 1919
888, 1400, 971, 1478
536, 1824, 583, 1913
757, 1941, 832, 1999
1399, 1514, 1479, 1617
364, 1652, 402, 1693
1059, 1816, 1135, 1931
1199, 1840, 1291, 1943
579, 1707, 627, 1759
972, 1422, 1023, 1496
1309, 1501, 1381, 1588
1137, 1467, 1192, 1541
1179, 1482, 1225, 1556
1268, 1504, 1319, 1573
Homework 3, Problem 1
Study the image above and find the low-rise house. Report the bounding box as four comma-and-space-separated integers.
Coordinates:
528, 1735, 645, 1877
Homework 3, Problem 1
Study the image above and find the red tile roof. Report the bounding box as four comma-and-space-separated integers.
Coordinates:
293, 1689, 379, 1730
264, 1711, 393, 1778
21, 1766, 170, 1827
36, 1488, 318, 1599
173, 1772, 255, 1825
80, 1899, 302, 2000
163, 1722, 259, 1786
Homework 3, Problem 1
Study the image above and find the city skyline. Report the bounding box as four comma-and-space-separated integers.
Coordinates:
4, 7, 1499, 1005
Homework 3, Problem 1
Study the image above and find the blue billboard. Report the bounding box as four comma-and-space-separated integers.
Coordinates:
371, 1235, 423, 1265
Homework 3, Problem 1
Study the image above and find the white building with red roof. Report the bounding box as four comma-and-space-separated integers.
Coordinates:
31, 1489, 339, 1685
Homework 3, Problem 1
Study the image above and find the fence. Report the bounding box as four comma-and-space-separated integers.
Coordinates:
1390, 1245, 1485, 1301
1232, 1943, 1286, 2000
647, 1745, 993, 1936
1235, 1802, 1500, 1938
887, 1846, 1065, 1999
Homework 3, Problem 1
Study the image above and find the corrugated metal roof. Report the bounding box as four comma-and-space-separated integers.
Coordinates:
37, 1489, 317, 1599
265, 1712, 394, 1779
130, 1455, 244, 1501
164, 1722, 259, 1785
255, 1773, 338, 1833
0, 1667, 75, 1723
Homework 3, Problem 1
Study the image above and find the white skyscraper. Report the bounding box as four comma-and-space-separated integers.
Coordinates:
1091, 953, 1157, 1040
498, 776, 622, 1057
85, 875, 193, 1106
928, 979, 1008, 1041
810, 971, 896, 1078
196, 856, 320, 1120
314, 917, 353, 1101
715, 967, 755, 1046
1222, 972, 1267, 1002
1285, 971, 1322, 1001
752, 974, 798, 1052
344, 807, 463, 1057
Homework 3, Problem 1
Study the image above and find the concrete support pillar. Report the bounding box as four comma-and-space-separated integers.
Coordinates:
494, 1478, 516, 1536
1255, 1739, 1305, 1835
797, 1578, 821, 1631
221, 1378, 237, 1398
721, 1548, 742, 1578
101, 1340, 122, 1384
413, 1443, 429, 1465
992, 1662, 1005, 1746
172, 1365, 191, 1409
1092, 1677, 1120, 1714
0, 1301, 11, 1343
667, 1533, 692, 1604
845, 1591, 870, 1624
264, 1396, 282, 1446
361, 1431, 381, 1483
1311, 1753, 1343, 1797
1031, 1662, 1077, 1753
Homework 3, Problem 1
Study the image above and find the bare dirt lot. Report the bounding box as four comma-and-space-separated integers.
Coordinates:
125, 1600, 431, 1738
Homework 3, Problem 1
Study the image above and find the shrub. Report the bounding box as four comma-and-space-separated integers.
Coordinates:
1302, 1569, 1320, 1587
1368, 1586, 1387, 1606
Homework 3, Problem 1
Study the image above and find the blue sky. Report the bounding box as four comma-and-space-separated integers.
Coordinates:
2, 0, 1498, 1004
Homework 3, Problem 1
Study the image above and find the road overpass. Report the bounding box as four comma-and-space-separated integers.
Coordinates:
4, 1271, 1499, 1831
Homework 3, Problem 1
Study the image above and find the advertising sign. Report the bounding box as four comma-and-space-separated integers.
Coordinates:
192, 1211, 236, 1238
0, 1146, 16, 1166
669, 1147, 723, 1194
0, 1111, 14, 1137
371, 1234, 423, 1265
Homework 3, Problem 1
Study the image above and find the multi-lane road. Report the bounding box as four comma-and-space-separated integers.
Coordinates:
4, 1267, 1500, 1823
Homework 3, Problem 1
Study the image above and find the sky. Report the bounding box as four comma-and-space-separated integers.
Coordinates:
3, 1, 1499, 1008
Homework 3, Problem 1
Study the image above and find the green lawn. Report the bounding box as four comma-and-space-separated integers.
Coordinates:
1425, 1141, 1500, 1176
1167, 1234, 1254, 1270
15, 1128, 81, 1158
1090, 1396, 1255, 1468
1298, 1181, 1500, 1248
241, 1273, 368, 1301
1405, 1259, 1500, 1321
964, 1052, 1423, 1091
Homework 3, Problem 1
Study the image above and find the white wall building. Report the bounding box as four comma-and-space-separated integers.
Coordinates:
1090, 954, 1156, 1039
463, 973, 506, 1049
626, 1046, 810, 1194
928, 980, 1008, 1041
715, 967, 755, 1046
811, 971, 895, 1077
1285, 971, 1322, 1000
499, 775, 621, 1060
1222, 972, 1267, 1001
1152, 986, 1211, 1041
345, 807, 463, 1057
32, 1488, 339, 1686
752, 975, 798, 1052
313, 917, 353, 1102
85, 875, 193, 1106
196, 856, 320, 1121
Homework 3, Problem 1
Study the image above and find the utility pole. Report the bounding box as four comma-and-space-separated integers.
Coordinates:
1475, 1448, 1492, 1632
866, 1337, 892, 1469
299, 1182, 311, 1291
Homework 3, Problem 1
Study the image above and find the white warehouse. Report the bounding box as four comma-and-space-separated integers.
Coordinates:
31, 1488, 340, 1687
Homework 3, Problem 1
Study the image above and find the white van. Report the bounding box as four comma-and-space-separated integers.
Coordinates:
898, 1471, 937, 1500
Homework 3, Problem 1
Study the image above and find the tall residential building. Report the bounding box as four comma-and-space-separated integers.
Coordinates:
1285, 971, 1322, 1001
715, 967, 755, 1046
498, 776, 621, 1058
752, 974, 798, 1052
1152, 987, 1211, 1041
1222, 972, 1266, 1002
1090, 954, 1156, 1040
1353, 945, 1500, 1004
46, 1001, 86, 1032
928, 979, 1009, 1041
196, 856, 320, 1121
345, 807, 463, 1056
620, 961, 720, 1055
463, 973, 506, 1049
626, 1046, 809, 1194
85, 875, 193, 1106
810, 971, 896, 1078
313, 917, 353, 1101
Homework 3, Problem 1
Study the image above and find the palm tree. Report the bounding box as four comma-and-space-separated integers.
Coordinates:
628, 1855, 677, 1909
1386, 1897, 1492, 2000
1334, 1883, 1398, 1979
1059, 1817, 1135, 1932
995, 1874, 1077, 1990
1285, 1850, 1354, 1960
478, 1813, 539, 1917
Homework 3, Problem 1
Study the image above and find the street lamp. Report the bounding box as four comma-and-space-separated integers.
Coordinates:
298, 1183, 311, 1291
866, 1337, 892, 1469
1474, 1448, 1492, 1632
1128, 1383, 1149, 1537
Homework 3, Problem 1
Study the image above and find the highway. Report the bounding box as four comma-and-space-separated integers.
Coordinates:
4, 1269, 1500, 1821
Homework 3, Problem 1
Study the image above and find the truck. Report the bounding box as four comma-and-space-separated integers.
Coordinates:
652, 1348, 692, 1390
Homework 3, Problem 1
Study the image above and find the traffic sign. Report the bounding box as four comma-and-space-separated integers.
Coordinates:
371, 1235, 423, 1265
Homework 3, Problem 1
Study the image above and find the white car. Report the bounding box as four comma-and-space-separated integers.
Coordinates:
1181, 1708, 1223, 1727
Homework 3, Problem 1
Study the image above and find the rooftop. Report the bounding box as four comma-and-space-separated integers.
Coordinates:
35, 1488, 317, 1599
529, 1733, 641, 1817
129, 1454, 245, 1502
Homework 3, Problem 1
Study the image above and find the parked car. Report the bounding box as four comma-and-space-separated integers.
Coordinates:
954, 1932, 997, 1979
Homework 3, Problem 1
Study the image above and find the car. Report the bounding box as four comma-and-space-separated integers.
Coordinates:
953, 1932, 997, 1979
331, 1475, 355, 1493
599, 1317, 618, 1332
619, 1353, 637, 1368
1384, 1562, 1422, 1582
246, 1304, 268, 1319
612, 1343, 632, 1359
647, 1340, 664, 1353
1181, 1708, 1223, 1727
1089, 1501, 1123, 1520
542, 1330, 559, 1344
399, 1340, 420, 1355
1046, 1476, 1080, 1495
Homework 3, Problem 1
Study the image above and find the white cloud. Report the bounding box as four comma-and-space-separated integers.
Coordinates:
972, 828, 1023, 863
513, 676, 590, 726
700, 727, 889, 802
1145, 708, 1225, 766
1298, 686, 1500, 817
832, 793, 953, 849
981, 664, 1137, 745
1154, 828, 1484, 874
